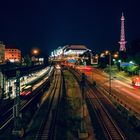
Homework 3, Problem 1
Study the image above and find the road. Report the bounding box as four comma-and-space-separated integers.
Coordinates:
76, 66, 140, 117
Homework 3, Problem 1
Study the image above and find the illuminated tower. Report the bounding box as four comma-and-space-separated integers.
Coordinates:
119, 13, 127, 51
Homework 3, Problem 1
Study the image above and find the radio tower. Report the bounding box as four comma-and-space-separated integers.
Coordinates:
119, 12, 127, 51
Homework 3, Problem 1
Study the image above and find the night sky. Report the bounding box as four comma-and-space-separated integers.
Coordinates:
0, 0, 140, 55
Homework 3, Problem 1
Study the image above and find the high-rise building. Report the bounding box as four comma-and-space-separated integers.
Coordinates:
0, 41, 5, 64
5, 46, 21, 62
119, 13, 127, 51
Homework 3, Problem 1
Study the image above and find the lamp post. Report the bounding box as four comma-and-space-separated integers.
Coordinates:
31, 48, 40, 65
105, 51, 111, 95
12, 71, 24, 138
105, 50, 119, 95
109, 53, 112, 95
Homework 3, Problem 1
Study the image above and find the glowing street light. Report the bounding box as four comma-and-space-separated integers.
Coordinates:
129, 61, 134, 64
31, 48, 40, 65
113, 53, 119, 58
104, 50, 119, 95
113, 59, 116, 62
105, 50, 110, 55
32, 48, 40, 56
33, 50, 38, 55
118, 59, 122, 63
104, 50, 112, 94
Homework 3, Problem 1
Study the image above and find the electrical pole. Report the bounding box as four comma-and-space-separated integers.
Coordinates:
1, 70, 5, 100
81, 73, 86, 118
79, 73, 88, 139
12, 70, 24, 138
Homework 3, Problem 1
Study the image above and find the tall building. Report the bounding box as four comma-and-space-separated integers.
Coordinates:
119, 13, 127, 51
0, 41, 5, 64
5, 46, 21, 62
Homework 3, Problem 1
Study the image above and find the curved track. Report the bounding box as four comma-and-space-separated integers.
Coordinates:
70, 68, 126, 140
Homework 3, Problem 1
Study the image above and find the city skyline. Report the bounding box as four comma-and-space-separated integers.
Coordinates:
0, 0, 140, 55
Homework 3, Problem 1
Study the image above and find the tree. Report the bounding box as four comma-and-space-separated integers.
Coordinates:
128, 38, 140, 56
127, 38, 140, 66
134, 52, 140, 66
23, 55, 31, 66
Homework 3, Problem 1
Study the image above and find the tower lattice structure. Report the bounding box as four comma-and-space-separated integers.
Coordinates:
119, 13, 127, 51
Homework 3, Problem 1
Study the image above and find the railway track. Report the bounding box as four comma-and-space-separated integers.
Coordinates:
70, 68, 126, 140
35, 69, 63, 140
0, 68, 53, 132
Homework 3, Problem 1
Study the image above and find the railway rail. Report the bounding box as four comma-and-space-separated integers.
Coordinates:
0, 67, 53, 132
35, 69, 63, 140
70, 68, 126, 140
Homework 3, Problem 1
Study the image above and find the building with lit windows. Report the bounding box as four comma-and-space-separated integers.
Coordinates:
5, 46, 21, 62
50, 45, 88, 61
0, 41, 5, 64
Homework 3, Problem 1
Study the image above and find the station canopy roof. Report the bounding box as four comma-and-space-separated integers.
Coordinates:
64, 45, 88, 51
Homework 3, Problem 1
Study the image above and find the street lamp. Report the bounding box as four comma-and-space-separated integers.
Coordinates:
109, 52, 112, 95
118, 59, 122, 63
104, 50, 111, 95
31, 48, 40, 65
32, 48, 40, 56
104, 50, 119, 95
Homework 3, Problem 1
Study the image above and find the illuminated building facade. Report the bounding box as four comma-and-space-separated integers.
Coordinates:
0, 41, 5, 64
63, 45, 87, 58
5, 46, 21, 62
50, 45, 88, 60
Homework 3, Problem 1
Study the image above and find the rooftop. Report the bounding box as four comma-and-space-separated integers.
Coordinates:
5, 45, 20, 50
65, 45, 88, 50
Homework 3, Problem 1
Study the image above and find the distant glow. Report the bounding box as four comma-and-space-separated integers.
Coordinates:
105, 50, 110, 55
10, 59, 15, 62
64, 50, 86, 55
100, 53, 105, 58
55, 64, 61, 69
113, 59, 116, 62
39, 58, 44, 61
113, 53, 119, 58
132, 77, 140, 87
129, 61, 134, 64
84, 66, 92, 71
118, 60, 122, 63
34, 50, 38, 54
32, 48, 40, 55
20, 85, 32, 96
95, 56, 98, 59
75, 66, 85, 70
